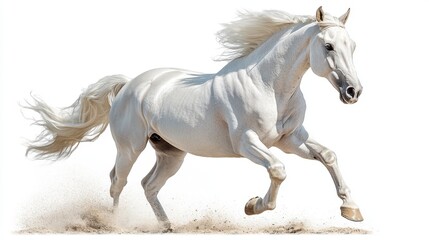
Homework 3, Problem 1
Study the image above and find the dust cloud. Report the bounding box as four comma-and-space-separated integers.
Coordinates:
17, 200, 369, 234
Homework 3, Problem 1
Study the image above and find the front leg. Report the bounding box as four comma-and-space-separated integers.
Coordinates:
276, 127, 363, 222
233, 130, 287, 215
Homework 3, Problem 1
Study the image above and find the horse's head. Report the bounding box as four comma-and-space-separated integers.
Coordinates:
309, 7, 362, 104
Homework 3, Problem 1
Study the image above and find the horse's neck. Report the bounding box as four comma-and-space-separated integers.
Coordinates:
248, 23, 319, 96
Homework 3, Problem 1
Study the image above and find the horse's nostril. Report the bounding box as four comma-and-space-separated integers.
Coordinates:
346, 86, 356, 98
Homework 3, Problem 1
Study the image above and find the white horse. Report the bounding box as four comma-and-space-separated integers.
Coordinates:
26, 7, 363, 231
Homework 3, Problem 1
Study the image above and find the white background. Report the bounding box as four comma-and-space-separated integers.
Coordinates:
1, 0, 429, 239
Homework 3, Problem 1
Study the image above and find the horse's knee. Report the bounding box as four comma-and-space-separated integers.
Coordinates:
268, 163, 286, 183
319, 149, 337, 166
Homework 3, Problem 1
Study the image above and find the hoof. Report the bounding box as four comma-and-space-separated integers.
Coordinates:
161, 221, 173, 233
245, 196, 262, 215
340, 206, 363, 222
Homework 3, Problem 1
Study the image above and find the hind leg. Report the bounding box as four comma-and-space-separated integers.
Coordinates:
109, 100, 148, 207
142, 134, 186, 231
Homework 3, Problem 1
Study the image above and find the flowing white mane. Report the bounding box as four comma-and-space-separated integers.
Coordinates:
216, 10, 343, 61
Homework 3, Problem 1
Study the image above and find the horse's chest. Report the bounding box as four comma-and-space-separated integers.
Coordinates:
279, 110, 305, 136
258, 101, 305, 146
255, 111, 303, 146
243, 108, 278, 142
277, 91, 306, 135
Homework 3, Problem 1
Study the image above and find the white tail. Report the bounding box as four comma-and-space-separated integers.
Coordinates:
25, 75, 129, 159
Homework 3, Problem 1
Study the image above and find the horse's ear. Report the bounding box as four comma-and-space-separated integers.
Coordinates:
316, 6, 324, 22
339, 8, 351, 24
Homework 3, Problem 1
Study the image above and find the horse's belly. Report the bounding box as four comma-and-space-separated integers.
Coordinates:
171, 131, 239, 158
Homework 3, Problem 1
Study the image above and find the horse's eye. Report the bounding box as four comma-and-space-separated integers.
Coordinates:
325, 43, 334, 51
